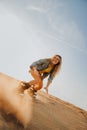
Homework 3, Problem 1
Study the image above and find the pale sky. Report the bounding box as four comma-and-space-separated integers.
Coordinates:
0, 0, 87, 110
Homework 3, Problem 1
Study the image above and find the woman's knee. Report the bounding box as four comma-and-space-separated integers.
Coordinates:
34, 80, 43, 91
29, 67, 41, 80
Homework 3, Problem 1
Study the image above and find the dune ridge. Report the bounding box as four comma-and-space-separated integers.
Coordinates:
0, 72, 87, 130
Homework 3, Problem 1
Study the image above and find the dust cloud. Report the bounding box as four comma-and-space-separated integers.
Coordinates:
0, 73, 32, 128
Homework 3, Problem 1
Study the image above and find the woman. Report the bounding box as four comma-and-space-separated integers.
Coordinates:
28, 54, 62, 94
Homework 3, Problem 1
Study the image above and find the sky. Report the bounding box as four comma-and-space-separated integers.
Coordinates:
0, 0, 87, 110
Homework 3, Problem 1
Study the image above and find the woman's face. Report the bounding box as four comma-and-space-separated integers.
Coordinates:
51, 55, 60, 64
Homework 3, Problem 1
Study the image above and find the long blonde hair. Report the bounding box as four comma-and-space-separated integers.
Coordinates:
51, 55, 62, 79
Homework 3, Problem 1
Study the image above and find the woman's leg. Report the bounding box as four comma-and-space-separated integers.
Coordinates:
29, 67, 43, 91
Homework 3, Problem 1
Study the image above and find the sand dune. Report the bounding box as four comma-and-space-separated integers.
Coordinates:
0, 72, 87, 130
0, 72, 32, 128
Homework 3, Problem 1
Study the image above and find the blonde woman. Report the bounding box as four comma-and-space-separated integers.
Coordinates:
28, 55, 62, 95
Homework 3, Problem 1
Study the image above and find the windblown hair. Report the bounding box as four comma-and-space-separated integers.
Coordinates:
51, 55, 62, 79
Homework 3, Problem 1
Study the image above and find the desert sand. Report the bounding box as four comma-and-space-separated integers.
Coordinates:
0, 72, 87, 130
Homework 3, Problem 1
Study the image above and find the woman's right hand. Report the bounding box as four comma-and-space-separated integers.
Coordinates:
44, 87, 48, 94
